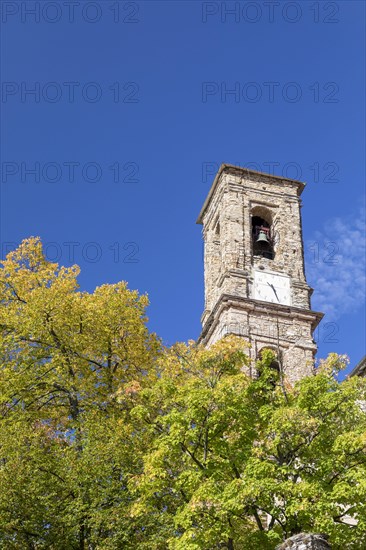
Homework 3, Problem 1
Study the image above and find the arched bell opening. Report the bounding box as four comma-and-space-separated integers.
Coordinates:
256, 346, 281, 386
257, 347, 280, 371
251, 208, 274, 260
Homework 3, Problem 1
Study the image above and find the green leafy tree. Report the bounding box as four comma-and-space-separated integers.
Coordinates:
129, 343, 366, 549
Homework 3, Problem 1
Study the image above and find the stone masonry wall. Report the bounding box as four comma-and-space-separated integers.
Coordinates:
204, 302, 316, 383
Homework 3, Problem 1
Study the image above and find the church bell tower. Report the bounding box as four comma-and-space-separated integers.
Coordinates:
197, 164, 323, 382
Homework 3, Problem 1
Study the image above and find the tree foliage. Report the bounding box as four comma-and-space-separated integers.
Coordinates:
0, 239, 365, 549
129, 344, 366, 549
0, 238, 160, 549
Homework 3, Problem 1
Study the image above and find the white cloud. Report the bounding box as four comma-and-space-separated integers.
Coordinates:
305, 203, 366, 320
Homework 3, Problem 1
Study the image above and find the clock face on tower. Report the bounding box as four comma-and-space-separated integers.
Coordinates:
253, 270, 291, 306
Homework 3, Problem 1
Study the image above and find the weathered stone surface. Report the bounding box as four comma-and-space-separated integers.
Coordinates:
197, 164, 323, 383
276, 533, 331, 549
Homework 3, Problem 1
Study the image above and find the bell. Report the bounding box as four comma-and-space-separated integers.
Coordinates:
256, 230, 269, 244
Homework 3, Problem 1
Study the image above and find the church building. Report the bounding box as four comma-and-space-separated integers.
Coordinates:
197, 164, 323, 383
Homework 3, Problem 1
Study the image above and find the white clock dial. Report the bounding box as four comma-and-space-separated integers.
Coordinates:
253, 271, 291, 306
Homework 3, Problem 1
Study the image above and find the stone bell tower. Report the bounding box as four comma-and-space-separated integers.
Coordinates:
197, 164, 323, 382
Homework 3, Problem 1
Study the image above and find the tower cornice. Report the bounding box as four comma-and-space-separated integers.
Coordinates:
196, 163, 305, 225
198, 294, 323, 346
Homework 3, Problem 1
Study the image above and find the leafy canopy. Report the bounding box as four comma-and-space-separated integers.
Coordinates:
0, 238, 365, 549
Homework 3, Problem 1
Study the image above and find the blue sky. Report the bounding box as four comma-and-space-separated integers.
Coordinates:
0, 0, 365, 375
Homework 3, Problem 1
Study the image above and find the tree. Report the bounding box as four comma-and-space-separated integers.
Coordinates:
0, 238, 160, 549
129, 342, 366, 549
1, 238, 365, 549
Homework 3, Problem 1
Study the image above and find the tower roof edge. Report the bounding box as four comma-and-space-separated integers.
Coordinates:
196, 163, 306, 225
